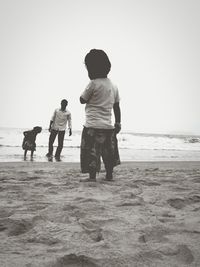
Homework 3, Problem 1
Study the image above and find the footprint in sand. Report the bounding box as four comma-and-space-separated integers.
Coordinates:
62, 204, 86, 219
158, 211, 176, 223
167, 195, 200, 209
138, 225, 171, 243
167, 198, 186, 209
0, 223, 7, 231
0, 208, 14, 218
52, 253, 98, 267
135, 250, 163, 263
0, 209, 14, 231
159, 244, 194, 264
6, 219, 33, 236
78, 219, 103, 242
116, 191, 144, 207
193, 178, 200, 183
0, 186, 5, 192
188, 194, 200, 203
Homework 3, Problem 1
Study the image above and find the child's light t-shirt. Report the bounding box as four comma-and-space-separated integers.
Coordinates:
81, 78, 120, 129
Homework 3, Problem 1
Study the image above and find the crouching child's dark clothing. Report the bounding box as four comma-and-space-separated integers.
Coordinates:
22, 130, 37, 151
22, 126, 42, 154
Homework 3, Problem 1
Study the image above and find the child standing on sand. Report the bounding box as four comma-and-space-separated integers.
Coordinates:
22, 126, 42, 159
80, 49, 121, 182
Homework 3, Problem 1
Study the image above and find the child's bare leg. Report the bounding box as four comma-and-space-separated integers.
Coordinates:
105, 166, 113, 180
24, 150, 27, 159
89, 169, 96, 180
80, 169, 96, 182
102, 151, 113, 180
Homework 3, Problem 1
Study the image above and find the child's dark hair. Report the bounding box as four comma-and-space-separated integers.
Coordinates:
33, 126, 42, 133
84, 49, 111, 79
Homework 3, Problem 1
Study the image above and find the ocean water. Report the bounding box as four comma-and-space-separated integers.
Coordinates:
0, 127, 200, 162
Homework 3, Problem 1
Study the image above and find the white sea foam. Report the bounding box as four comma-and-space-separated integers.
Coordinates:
0, 127, 200, 162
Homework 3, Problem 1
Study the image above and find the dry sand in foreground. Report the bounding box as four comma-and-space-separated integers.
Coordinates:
0, 161, 200, 267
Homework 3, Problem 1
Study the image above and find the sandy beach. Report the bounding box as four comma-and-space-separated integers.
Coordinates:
0, 161, 200, 267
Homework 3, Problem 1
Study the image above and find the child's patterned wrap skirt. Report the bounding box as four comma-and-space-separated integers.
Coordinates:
80, 127, 120, 173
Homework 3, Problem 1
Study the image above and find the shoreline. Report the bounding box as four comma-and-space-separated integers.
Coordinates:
1, 160, 200, 169
1, 134, 200, 162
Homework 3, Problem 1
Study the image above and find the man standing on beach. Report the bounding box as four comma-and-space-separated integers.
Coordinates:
46, 99, 72, 161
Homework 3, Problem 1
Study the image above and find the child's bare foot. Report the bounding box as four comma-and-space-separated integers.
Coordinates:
105, 172, 113, 181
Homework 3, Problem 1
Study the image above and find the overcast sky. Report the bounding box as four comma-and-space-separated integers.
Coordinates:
0, 0, 200, 134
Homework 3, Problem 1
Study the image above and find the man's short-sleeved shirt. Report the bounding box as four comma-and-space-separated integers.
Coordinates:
81, 78, 120, 129
51, 108, 72, 131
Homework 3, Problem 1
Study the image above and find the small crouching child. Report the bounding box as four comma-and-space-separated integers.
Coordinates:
22, 126, 42, 159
